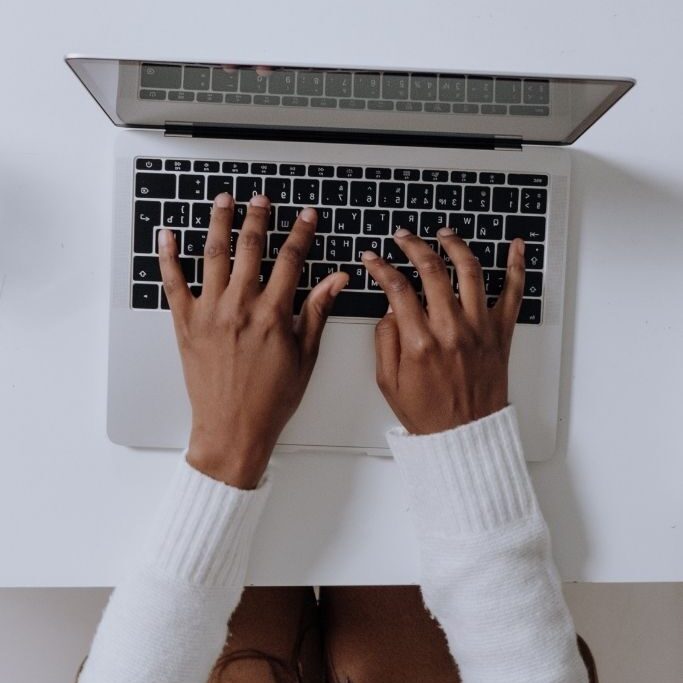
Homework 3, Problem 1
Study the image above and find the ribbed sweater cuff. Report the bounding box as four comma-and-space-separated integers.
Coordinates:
138, 457, 272, 588
387, 406, 537, 537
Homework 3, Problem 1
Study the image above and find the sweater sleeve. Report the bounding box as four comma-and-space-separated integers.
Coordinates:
78, 457, 271, 683
386, 406, 587, 683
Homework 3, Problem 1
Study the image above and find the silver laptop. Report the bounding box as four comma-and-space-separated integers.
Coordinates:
66, 57, 633, 461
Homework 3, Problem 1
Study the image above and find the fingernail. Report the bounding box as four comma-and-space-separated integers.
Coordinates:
330, 273, 348, 296
158, 229, 171, 247
361, 250, 379, 261
438, 227, 454, 237
394, 228, 411, 237
387, 304, 394, 313
249, 194, 270, 207
300, 207, 318, 224
516, 239, 526, 255
214, 192, 233, 208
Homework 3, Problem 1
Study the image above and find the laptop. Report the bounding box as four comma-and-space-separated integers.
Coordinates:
65, 57, 634, 461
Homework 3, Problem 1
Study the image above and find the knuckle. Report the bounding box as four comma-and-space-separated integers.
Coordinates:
204, 240, 230, 259
458, 257, 483, 279
238, 231, 265, 252
277, 242, 305, 266
385, 275, 410, 295
417, 254, 447, 276
162, 277, 182, 294
409, 334, 437, 357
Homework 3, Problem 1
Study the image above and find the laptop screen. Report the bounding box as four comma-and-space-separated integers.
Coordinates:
65, 58, 634, 146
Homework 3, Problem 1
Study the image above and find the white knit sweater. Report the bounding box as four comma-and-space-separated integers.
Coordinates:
79, 406, 587, 683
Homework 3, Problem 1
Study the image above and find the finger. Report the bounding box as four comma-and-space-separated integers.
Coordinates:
495, 238, 526, 331
296, 271, 349, 360
360, 251, 429, 343
392, 228, 459, 320
229, 195, 270, 296
158, 228, 192, 317
375, 310, 400, 393
437, 228, 487, 320
201, 193, 234, 301
265, 207, 317, 308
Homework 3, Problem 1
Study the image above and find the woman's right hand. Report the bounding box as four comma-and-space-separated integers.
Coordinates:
362, 228, 526, 436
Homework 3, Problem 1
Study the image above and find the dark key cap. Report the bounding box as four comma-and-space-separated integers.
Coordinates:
276, 206, 302, 231
350, 181, 377, 207
179, 174, 205, 200
476, 214, 503, 240
368, 100, 394, 110
355, 236, 383, 261
163, 202, 189, 227
479, 172, 506, 185
505, 215, 546, 242
435, 185, 462, 210
326, 72, 352, 97
326, 235, 354, 261
509, 105, 550, 116
378, 182, 405, 208
134, 200, 161, 253
483, 269, 507, 296
521, 189, 548, 214
269, 71, 296, 94
467, 77, 494, 102
524, 79, 550, 105
382, 73, 410, 99
311, 263, 338, 286
394, 168, 420, 181
297, 71, 324, 96
383, 238, 408, 264
136, 158, 162, 171
136, 173, 175, 199
453, 102, 479, 112
396, 101, 423, 112
133, 224, 154, 254
251, 162, 277, 175
464, 186, 490, 211
366, 167, 391, 180
469, 241, 495, 267
279, 163, 306, 176
133, 256, 162, 282
363, 210, 390, 235
282, 96, 309, 107
309, 165, 334, 177
495, 78, 522, 104
422, 169, 449, 182
183, 230, 207, 256
233, 204, 248, 229
308, 234, 325, 260
265, 178, 291, 203
141, 63, 182, 89
353, 73, 381, 98
525, 271, 543, 297
496, 242, 545, 269
410, 74, 438, 100
297, 263, 310, 288
293, 179, 319, 204
330, 291, 389, 318
406, 184, 434, 209
340, 264, 366, 289
258, 260, 275, 286
449, 213, 475, 238
132, 283, 159, 309
508, 173, 548, 187
235, 177, 263, 201
268, 233, 287, 260
397, 266, 423, 292
492, 187, 519, 213
451, 171, 477, 183
317, 208, 333, 233
438, 75, 466, 102
419, 212, 447, 238
253, 94, 282, 106
193, 161, 220, 173
518, 298, 542, 324
207, 175, 234, 200
222, 161, 248, 174
240, 69, 268, 93
481, 104, 507, 115
197, 92, 223, 104
311, 97, 337, 108
165, 159, 191, 172
337, 166, 363, 179
321, 180, 348, 205
137, 88, 164, 101
426, 102, 452, 113
392, 210, 419, 234
212, 68, 238, 91
334, 209, 362, 234
183, 66, 210, 90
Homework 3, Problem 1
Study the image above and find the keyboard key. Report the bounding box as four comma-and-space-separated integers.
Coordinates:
481, 105, 507, 115
251, 163, 277, 175
524, 271, 543, 297
366, 167, 392, 180
524, 79, 550, 105
337, 166, 363, 179
449, 213, 475, 238
258, 260, 275, 286
222, 161, 248, 174
268, 233, 287, 259
509, 105, 550, 116
353, 73, 381, 98
422, 169, 449, 182
282, 96, 309, 107
268, 70, 296, 94
183, 66, 210, 90
340, 264, 366, 289
163, 202, 189, 227
394, 168, 420, 181
483, 269, 506, 296
410, 74, 438, 100
467, 77, 494, 102
464, 186, 490, 211
168, 90, 194, 102
378, 182, 405, 208
325, 72, 352, 97
133, 256, 162, 282
192, 203, 212, 228
308, 234, 325, 260
297, 263, 310, 288
265, 178, 291, 204
382, 73, 409, 99
318, 208, 333, 233
297, 71, 324, 96
334, 209, 362, 234
154, 229, 181, 254
136, 158, 162, 171
311, 97, 337, 108
326, 236, 354, 261
469, 241, 495, 267
396, 101, 423, 112
497, 242, 545, 269
132, 283, 159, 309
136, 173, 175, 198
330, 291, 389, 318
479, 172, 506, 185
179, 174, 205, 200
391, 210, 418, 233
276, 206, 302, 231
492, 187, 519, 213
368, 100, 394, 110
406, 183, 434, 209
438, 75, 466, 102
197, 92, 223, 103
518, 298, 542, 324
134, 201, 161, 253
279, 164, 306, 176
212, 68, 238, 91
505, 215, 546, 241
452, 103, 479, 114
141, 63, 182, 89
355, 236, 383, 260
254, 95, 281, 106
293, 179, 319, 204
184, 230, 207, 256
495, 78, 522, 103
235, 176, 263, 201
207, 175, 234, 200
508, 173, 548, 187
312, 263, 338, 286
451, 171, 477, 184
165, 159, 191, 172
240, 69, 268, 93
383, 238, 408, 264
309, 165, 334, 177
521, 188, 548, 214
435, 185, 462, 210
192, 160, 219, 173
363, 210, 391, 235
426, 101, 452, 113
397, 266, 423, 292
225, 94, 252, 104
419, 212, 447, 238
233, 204, 247, 229
350, 181, 377, 207
321, 180, 348, 205
476, 214, 503, 240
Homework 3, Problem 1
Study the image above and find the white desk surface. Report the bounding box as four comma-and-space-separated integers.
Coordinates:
1, 0, 682, 586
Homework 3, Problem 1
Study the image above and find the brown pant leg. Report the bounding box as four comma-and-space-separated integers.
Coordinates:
209, 587, 322, 683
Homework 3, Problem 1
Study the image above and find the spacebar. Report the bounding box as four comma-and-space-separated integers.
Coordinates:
330, 291, 389, 318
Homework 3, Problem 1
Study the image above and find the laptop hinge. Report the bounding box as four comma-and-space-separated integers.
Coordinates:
164, 123, 523, 151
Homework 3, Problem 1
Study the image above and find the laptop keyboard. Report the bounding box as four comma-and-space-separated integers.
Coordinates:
132, 158, 548, 323
139, 65, 551, 117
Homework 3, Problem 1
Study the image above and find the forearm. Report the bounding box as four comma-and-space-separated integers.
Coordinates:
388, 406, 587, 683
79, 457, 271, 683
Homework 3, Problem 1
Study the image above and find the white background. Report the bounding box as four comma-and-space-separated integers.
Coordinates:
1, 0, 682, 589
